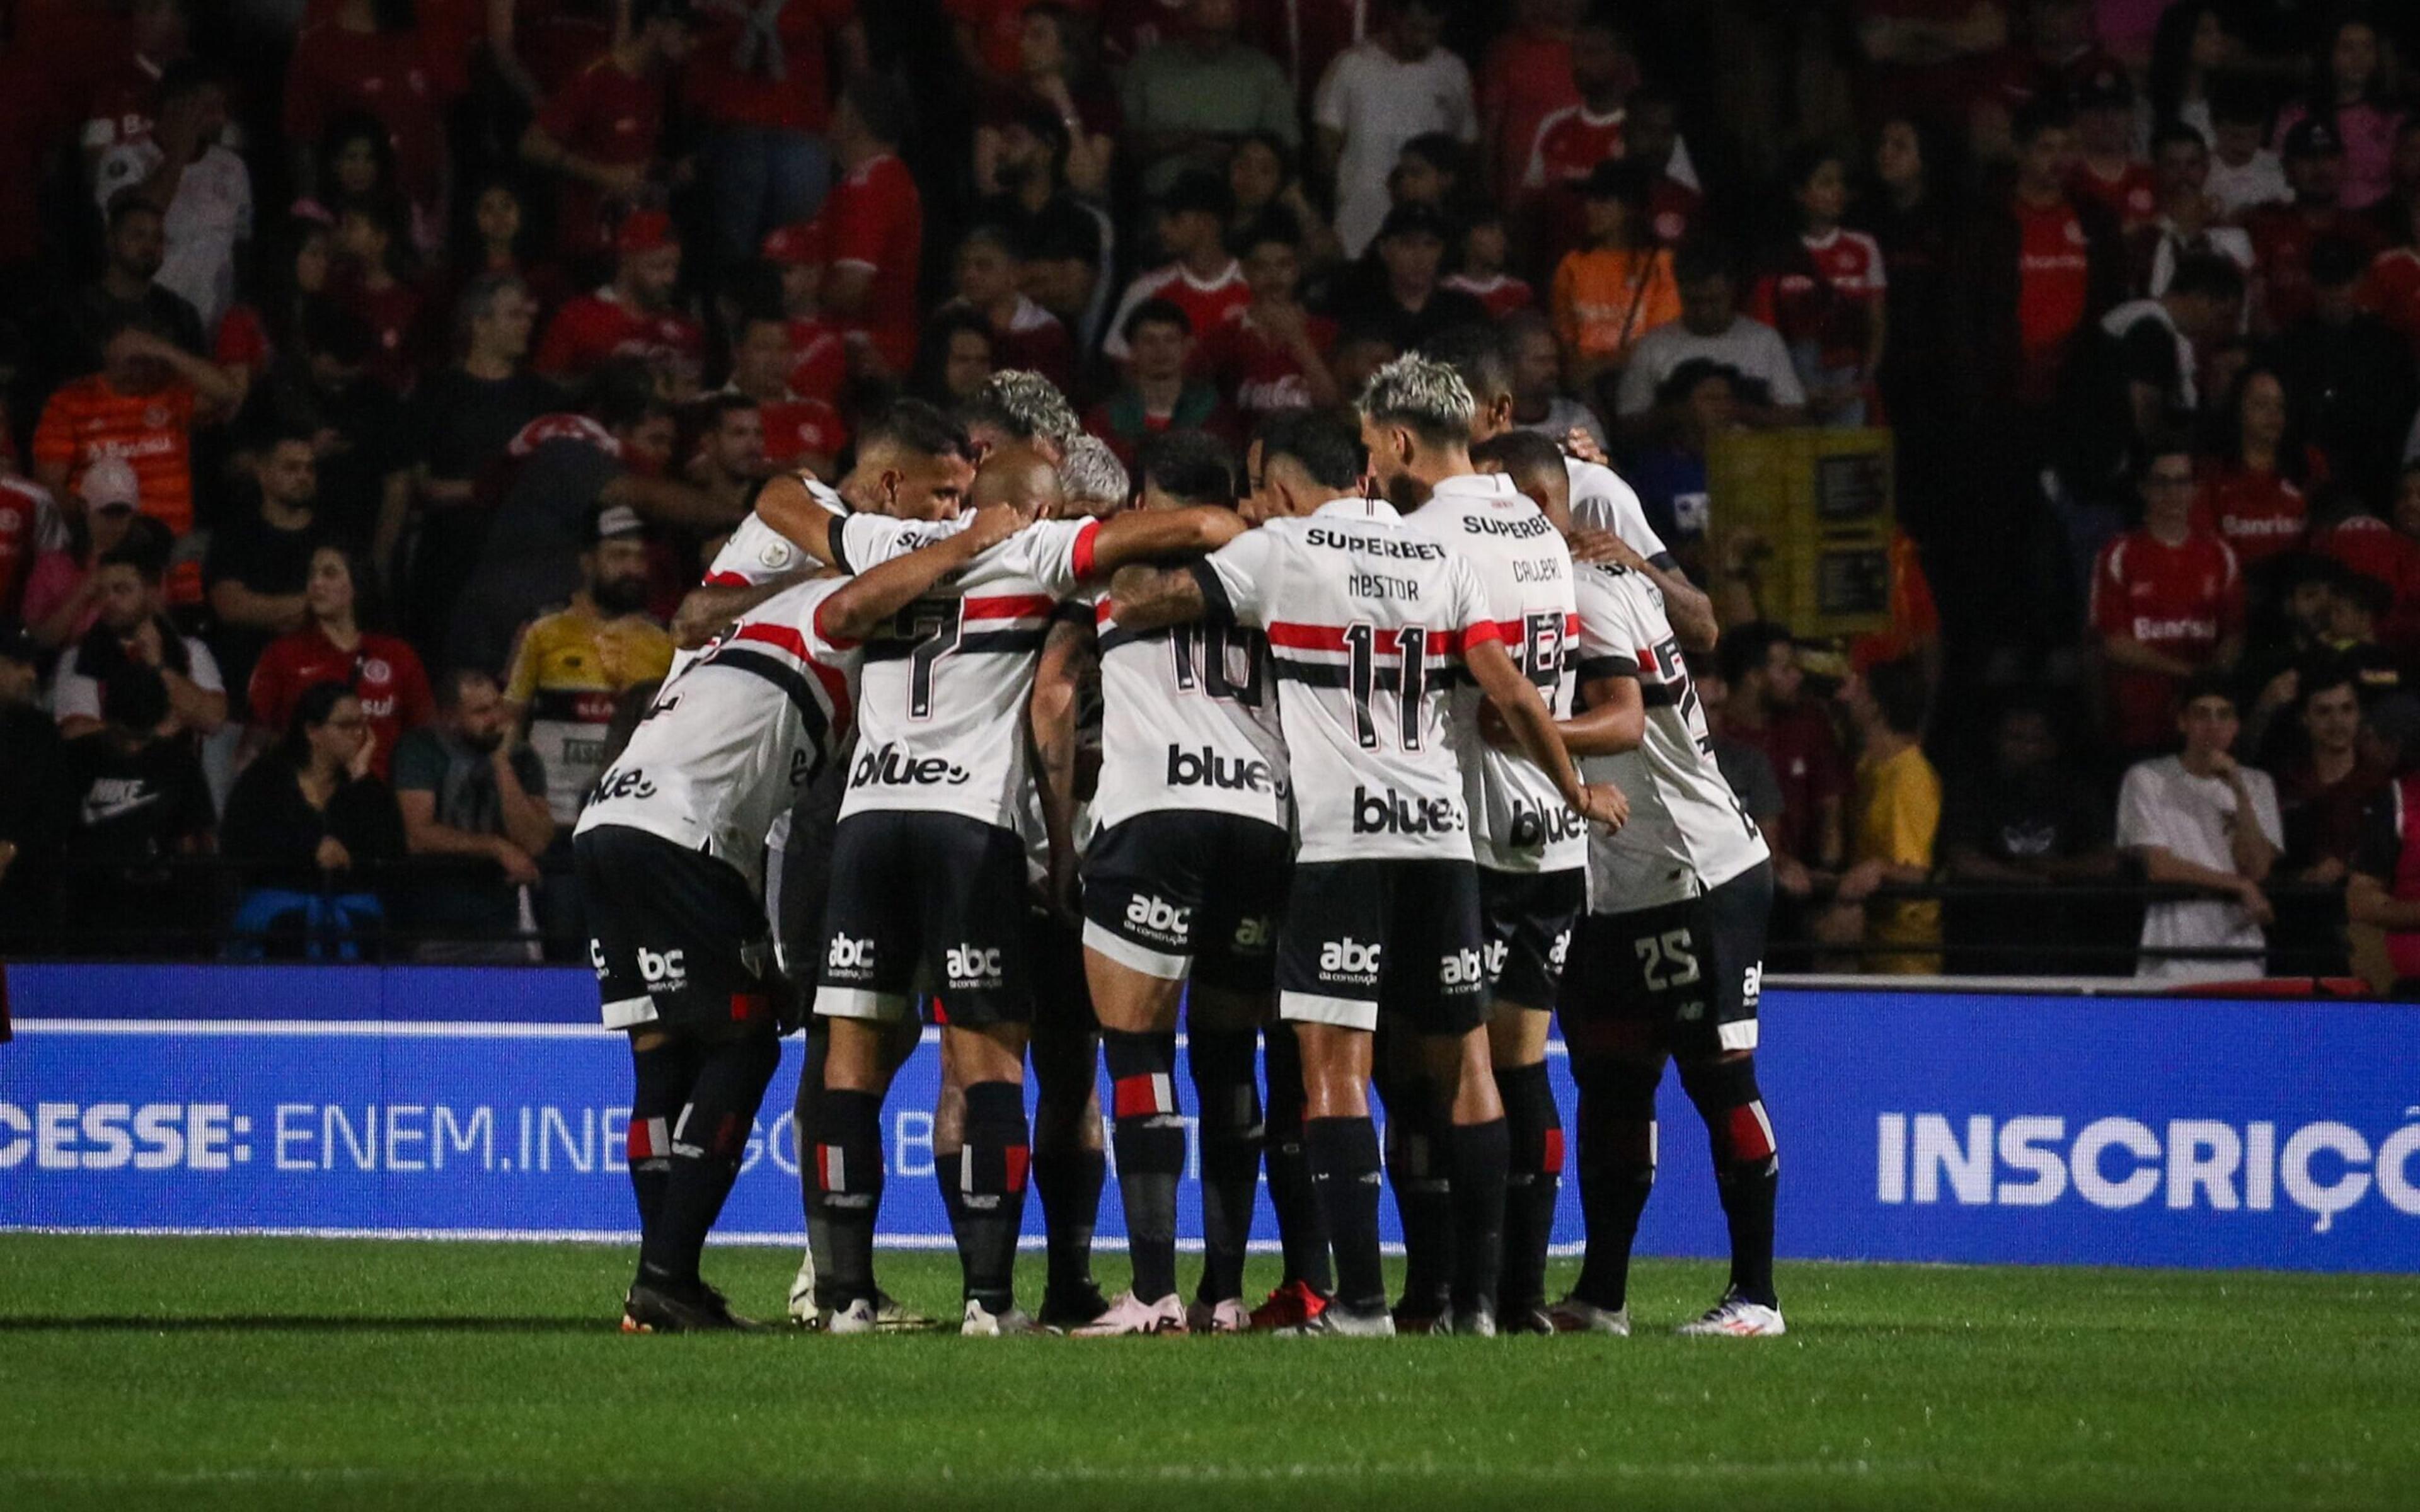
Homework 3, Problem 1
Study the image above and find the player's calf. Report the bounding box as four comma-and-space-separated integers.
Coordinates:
1102, 1026, 1186, 1305
1676, 1051, 1779, 1312
637, 1023, 781, 1309
1567, 1050, 1664, 1315
1185, 1017, 1264, 1312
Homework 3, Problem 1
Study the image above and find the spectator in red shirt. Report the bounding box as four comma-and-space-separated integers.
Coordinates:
1102, 169, 1250, 365
1964, 100, 2125, 413
1441, 209, 1535, 319
2067, 59, 2158, 235
722, 317, 846, 478
687, 0, 865, 266
519, 0, 696, 262
248, 544, 433, 779
1719, 621, 1847, 890
331, 197, 424, 393
79, 0, 191, 181
533, 211, 704, 398
1081, 299, 1238, 464
1753, 145, 1890, 426
821, 74, 926, 379
2089, 444, 2247, 756
1477, 0, 1581, 204
940, 222, 1077, 392
2192, 367, 2319, 571
284, 0, 452, 258
1199, 210, 1340, 424
756, 221, 848, 408
2244, 117, 2388, 335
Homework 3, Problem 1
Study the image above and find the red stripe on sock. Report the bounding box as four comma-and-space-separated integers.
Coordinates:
730, 992, 769, 1022
627, 1120, 655, 1162
1112, 1074, 1170, 1119
1540, 1127, 1566, 1176
814, 1144, 838, 1191
1727, 1103, 1775, 1162
1003, 1145, 1030, 1194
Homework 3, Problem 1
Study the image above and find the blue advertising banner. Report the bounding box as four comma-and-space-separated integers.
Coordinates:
2, 966, 2416, 1271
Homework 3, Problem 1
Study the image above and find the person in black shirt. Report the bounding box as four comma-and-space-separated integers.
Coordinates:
233, 302, 413, 550
221, 681, 403, 956
205, 427, 330, 704
1323, 203, 1490, 356
44, 198, 208, 390
56, 665, 217, 956
2266, 237, 2418, 509
1941, 694, 2124, 973
0, 625, 67, 947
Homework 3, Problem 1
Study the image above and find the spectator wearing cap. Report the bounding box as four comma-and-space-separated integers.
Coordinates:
20, 463, 149, 650
393, 667, 556, 963
32, 310, 238, 547
448, 364, 746, 674
54, 663, 218, 957
1313, 0, 1474, 260
754, 222, 848, 408
2117, 672, 2281, 983
1553, 159, 1681, 396
1120, 0, 1298, 198
2087, 442, 2245, 759
1322, 202, 1489, 356
1102, 171, 1251, 365
1616, 241, 1806, 444
820, 74, 926, 379
722, 316, 846, 478
2267, 234, 2416, 507
1080, 299, 1238, 466
205, 426, 335, 701
683, 0, 866, 268
247, 544, 434, 781
91, 59, 251, 339
939, 222, 1076, 392
2244, 116, 2389, 334
519, 0, 696, 261
500, 503, 676, 828
2068, 59, 2160, 235
0, 622, 68, 946
2272, 13, 2409, 213
533, 210, 705, 399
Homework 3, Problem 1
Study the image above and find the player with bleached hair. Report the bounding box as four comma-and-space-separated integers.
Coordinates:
960, 369, 1084, 460
1055, 434, 1132, 513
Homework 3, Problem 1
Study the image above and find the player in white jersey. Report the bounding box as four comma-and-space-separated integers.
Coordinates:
1109, 399, 1626, 1336
1029, 432, 1299, 1335
1415, 324, 1719, 656
1481, 428, 1783, 1339
573, 503, 1029, 1334
756, 447, 1252, 1335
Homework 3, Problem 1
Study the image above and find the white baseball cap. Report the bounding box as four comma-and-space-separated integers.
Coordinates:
78, 457, 142, 512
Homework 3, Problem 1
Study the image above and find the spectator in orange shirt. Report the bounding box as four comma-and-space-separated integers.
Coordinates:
1552, 160, 1681, 396
33, 312, 238, 542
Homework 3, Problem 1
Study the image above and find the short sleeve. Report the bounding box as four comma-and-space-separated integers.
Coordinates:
502, 625, 541, 704
1574, 570, 1644, 682
830, 511, 950, 574
51, 648, 101, 722
1197, 528, 1281, 627
1881, 759, 1940, 868
1446, 556, 1498, 648
2114, 764, 2162, 849
1569, 461, 1671, 563
1755, 326, 1808, 406
394, 646, 436, 729
1009, 518, 1101, 600
183, 639, 224, 695
2245, 770, 2284, 850
826, 170, 887, 270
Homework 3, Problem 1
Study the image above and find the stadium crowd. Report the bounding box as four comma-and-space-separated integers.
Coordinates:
8, 0, 2420, 984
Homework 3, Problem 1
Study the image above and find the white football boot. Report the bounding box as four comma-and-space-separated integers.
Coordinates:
1546, 1295, 1633, 1336
826, 1297, 880, 1336
1187, 1297, 1250, 1334
960, 1298, 1044, 1336
1674, 1289, 1787, 1337
786, 1250, 824, 1329
1280, 1303, 1397, 1337
1071, 1292, 1189, 1336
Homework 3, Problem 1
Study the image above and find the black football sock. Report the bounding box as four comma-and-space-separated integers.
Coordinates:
1681, 1056, 1780, 1309
1306, 1115, 1385, 1314
1103, 1028, 1185, 1303
1187, 1027, 1264, 1305
958, 1081, 1031, 1312
813, 1087, 886, 1310
1495, 1062, 1564, 1314
1262, 1026, 1332, 1295
1572, 1055, 1662, 1312
642, 1031, 780, 1293
1382, 1074, 1452, 1315
1446, 1116, 1509, 1320
626, 1038, 699, 1245
1034, 1146, 1107, 1300
794, 1023, 831, 1280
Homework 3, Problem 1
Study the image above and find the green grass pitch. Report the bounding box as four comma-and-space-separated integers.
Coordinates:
1, 1236, 2414, 1510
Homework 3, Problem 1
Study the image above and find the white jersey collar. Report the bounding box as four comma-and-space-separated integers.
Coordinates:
1311, 496, 1400, 521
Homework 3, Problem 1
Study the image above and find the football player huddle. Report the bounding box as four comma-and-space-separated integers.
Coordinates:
579, 341, 1783, 1341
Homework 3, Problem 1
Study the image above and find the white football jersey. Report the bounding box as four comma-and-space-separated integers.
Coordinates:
576, 576, 859, 894
1090, 582, 1290, 835
1567, 457, 1673, 566
834, 512, 1100, 832
1197, 498, 1499, 864
1572, 562, 1769, 912
1400, 472, 1582, 874
669, 481, 848, 679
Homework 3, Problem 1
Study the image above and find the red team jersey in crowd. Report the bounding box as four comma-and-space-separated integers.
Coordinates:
2319, 515, 2420, 650
759, 396, 850, 471
2090, 529, 2247, 751
1200, 306, 1339, 422
2363, 247, 2420, 353
1732, 702, 1847, 866
824, 152, 925, 375
248, 627, 436, 780
2014, 195, 2093, 402
1523, 104, 1626, 192
1441, 272, 1535, 319
1102, 260, 1253, 364
536, 55, 666, 257
0, 476, 50, 619
32, 376, 199, 536
2244, 205, 2387, 331
535, 287, 705, 387
786, 316, 850, 407
2190, 460, 2314, 566
282, 22, 451, 214
2068, 159, 2159, 232
1751, 227, 1887, 372
683, 0, 851, 132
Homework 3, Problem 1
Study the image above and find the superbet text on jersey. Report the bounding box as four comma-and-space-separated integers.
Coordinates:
1399, 472, 1583, 873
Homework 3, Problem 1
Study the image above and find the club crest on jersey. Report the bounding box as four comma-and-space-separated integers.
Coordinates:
1165, 744, 1277, 793
945, 944, 1005, 987
851, 742, 971, 788
1352, 785, 1465, 836
1319, 936, 1382, 983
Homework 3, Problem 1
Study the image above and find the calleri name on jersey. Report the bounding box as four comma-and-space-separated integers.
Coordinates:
1194, 498, 1502, 864
1090, 585, 1291, 834
833, 511, 1102, 831
1401, 472, 1584, 873
577, 576, 860, 894
1572, 562, 1768, 912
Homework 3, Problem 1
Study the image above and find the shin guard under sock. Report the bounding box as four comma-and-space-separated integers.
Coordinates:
1103, 1029, 1184, 1302
1187, 1028, 1264, 1304
1572, 1055, 1661, 1312
1262, 1026, 1332, 1295
812, 1087, 886, 1309
643, 1033, 780, 1291
1306, 1116, 1385, 1313
958, 1081, 1031, 1310
1383, 1077, 1452, 1314
626, 1038, 698, 1240
1495, 1062, 1564, 1314
1681, 1056, 1779, 1308
1446, 1117, 1509, 1319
